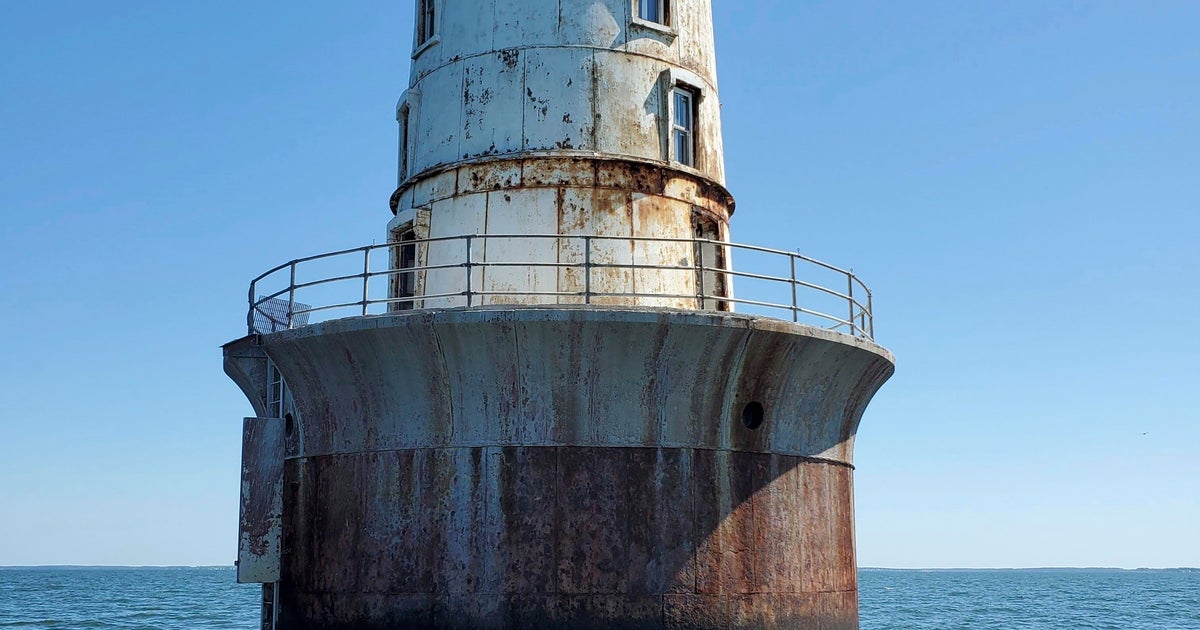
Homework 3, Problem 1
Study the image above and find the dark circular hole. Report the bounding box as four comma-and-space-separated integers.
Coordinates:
741, 401, 765, 430
284, 412, 295, 436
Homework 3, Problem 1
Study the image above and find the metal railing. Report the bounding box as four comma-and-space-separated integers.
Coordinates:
247, 234, 875, 339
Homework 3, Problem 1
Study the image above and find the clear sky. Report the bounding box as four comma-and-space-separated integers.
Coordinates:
1, 1, 1196, 569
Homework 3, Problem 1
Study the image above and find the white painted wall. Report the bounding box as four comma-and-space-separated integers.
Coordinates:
400, 0, 725, 185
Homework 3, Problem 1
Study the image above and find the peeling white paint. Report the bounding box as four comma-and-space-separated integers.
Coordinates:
401, 0, 723, 180
391, 0, 734, 309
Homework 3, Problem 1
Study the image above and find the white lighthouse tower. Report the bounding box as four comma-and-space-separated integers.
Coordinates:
224, 2, 894, 629
386, 0, 733, 311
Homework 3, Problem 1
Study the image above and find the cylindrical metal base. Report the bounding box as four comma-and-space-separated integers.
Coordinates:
255, 308, 892, 630
279, 447, 856, 629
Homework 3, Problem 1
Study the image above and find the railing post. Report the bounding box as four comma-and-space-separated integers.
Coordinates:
695, 238, 705, 310
247, 282, 256, 335
287, 262, 297, 330
361, 247, 371, 317
867, 291, 874, 339
847, 274, 856, 336
789, 255, 798, 323
583, 235, 592, 304
465, 235, 474, 307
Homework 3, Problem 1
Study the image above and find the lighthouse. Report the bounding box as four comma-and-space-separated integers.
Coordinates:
223, 1, 894, 629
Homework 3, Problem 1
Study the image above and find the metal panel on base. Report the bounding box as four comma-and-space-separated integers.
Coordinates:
238, 416, 284, 585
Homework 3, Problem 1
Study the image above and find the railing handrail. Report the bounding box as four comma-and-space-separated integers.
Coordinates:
246, 234, 876, 340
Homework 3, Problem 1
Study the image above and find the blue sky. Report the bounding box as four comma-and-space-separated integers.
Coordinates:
1, 1, 1196, 568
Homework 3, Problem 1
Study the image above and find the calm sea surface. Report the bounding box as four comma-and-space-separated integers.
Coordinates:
1, 566, 1197, 628
859, 568, 1199, 629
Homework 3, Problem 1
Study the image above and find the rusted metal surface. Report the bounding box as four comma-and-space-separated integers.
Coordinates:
385, 155, 735, 311
238, 416, 284, 584
250, 309, 891, 629
390, 156, 734, 218
277, 447, 858, 629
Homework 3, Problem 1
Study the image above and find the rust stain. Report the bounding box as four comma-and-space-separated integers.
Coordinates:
498, 49, 519, 69
253, 312, 892, 624
390, 156, 734, 216
279, 447, 858, 628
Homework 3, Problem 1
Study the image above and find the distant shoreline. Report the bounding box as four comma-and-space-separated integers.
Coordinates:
3, 565, 1196, 572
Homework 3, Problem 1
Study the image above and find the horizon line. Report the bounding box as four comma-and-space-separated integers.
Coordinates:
2, 564, 1196, 571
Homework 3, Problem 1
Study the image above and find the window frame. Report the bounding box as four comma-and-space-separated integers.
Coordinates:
412, 0, 441, 58
632, 0, 675, 35
395, 89, 421, 188
691, 211, 730, 311
396, 229, 418, 310
670, 85, 698, 168
636, 0, 669, 25
267, 360, 285, 418
397, 104, 411, 184
389, 221, 421, 312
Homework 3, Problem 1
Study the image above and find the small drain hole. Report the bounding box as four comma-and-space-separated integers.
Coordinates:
741, 402, 765, 430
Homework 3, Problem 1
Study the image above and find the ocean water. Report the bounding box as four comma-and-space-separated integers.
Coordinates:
0, 567, 258, 629
1, 566, 1197, 628
859, 568, 1200, 629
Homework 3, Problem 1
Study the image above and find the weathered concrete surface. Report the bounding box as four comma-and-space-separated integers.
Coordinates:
243, 307, 893, 629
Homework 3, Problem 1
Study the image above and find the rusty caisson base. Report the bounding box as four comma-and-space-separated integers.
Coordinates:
280, 448, 858, 630
226, 307, 894, 630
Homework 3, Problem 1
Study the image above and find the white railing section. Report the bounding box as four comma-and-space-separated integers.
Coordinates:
247, 234, 875, 339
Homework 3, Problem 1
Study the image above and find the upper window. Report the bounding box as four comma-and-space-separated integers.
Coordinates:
637, 0, 669, 25
416, 0, 437, 47
638, 0, 667, 24
397, 105, 411, 183
633, 0, 672, 35
671, 87, 696, 167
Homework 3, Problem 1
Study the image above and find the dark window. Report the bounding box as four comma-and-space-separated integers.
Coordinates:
396, 230, 417, 310
692, 214, 728, 311
417, 0, 436, 47
398, 106, 410, 182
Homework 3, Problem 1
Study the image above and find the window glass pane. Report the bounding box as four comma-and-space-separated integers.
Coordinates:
674, 130, 692, 166
673, 91, 690, 128
639, 0, 662, 23
418, 0, 435, 44
671, 87, 696, 166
